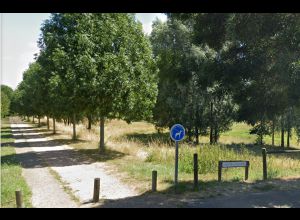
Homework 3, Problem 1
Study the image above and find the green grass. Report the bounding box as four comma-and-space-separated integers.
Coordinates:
106, 122, 300, 193
1, 118, 32, 208
40, 118, 300, 195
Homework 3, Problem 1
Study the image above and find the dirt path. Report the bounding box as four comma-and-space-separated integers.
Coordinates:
10, 119, 138, 208
11, 123, 77, 208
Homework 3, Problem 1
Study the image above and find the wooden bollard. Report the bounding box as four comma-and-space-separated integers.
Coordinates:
193, 154, 199, 190
15, 190, 24, 208
218, 161, 222, 182
245, 164, 249, 181
93, 178, 100, 203
262, 148, 267, 180
152, 170, 157, 192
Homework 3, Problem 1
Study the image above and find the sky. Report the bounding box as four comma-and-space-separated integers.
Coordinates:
1, 13, 167, 90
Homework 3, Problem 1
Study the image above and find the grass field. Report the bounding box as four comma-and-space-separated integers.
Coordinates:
38, 117, 300, 194
1, 118, 32, 208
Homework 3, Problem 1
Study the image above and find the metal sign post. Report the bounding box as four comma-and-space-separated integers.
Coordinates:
175, 141, 179, 187
170, 124, 185, 193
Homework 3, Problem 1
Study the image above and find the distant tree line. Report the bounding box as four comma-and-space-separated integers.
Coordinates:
10, 13, 300, 149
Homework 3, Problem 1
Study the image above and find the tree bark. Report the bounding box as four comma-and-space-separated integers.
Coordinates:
47, 116, 50, 130
38, 116, 41, 127
287, 128, 290, 148
53, 117, 56, 134
210, 102, 213, 145
67, 117, 70, 126
272, 120, 275, 147
281, 127, 284, 148
32, 116, 34, 123
87, 115, 92, 130
187, 128, 192, 142
99, 117, 105, 152
72, 113, 76, 140
214, 126, 219, 144
195, 127, 199, 145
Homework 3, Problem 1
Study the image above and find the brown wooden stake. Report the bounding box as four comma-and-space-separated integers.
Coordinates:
152, 170, 157, 192
93, 178, 100, 203
262, 148, 267, 180
15, 190, 24, 208
245, 164, 249, 181
193, 154, 199, 190
218, 161, 222, 182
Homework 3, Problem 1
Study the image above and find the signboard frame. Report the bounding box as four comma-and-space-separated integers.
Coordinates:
218, 160, 250, 182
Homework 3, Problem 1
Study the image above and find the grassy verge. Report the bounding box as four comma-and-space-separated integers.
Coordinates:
36, 117, 300, 196
1, 118, 32, 208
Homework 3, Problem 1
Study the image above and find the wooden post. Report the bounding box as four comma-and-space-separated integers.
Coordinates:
152, 170, 157, 192
93, 178, 100, 203
245, 163, 249, 181
193, 153, 199, 190
15, 190, 24, 208
262, 148, 267, 180
218, 161, 222, 182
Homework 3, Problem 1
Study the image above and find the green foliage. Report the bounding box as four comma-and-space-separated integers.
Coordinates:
151, 17, 237, 143
1, 85, 14, 117
1, 92, 10, 118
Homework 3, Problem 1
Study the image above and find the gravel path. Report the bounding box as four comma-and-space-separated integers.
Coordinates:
11, 121, 138, 208
11, 123, 77, 208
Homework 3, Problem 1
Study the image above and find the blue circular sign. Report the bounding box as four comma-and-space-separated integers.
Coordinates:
170, 124, 185, 142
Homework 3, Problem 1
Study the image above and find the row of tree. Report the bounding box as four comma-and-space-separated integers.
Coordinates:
10, 13, 300, 149
11, 13, 158, 151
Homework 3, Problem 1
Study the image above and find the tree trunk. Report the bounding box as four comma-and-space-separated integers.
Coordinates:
32, 116, 34, 123
281, 127, 284, 148
87, 115, 92, 130
187, 128, 192, 142
53, 117, 56, 134
287, 128, 290, 148
195, 127, 199, 145
210, 102, 213, 145
47, 116, 50, 130
67, 117, 70, 126
72, 113, 76, 140
272, 120, 275, 147
27, 116, 29, 121
214, 126, 218, 144
260, 133, 263, 146
38, 116, 40, 127
99, 117, 105, 152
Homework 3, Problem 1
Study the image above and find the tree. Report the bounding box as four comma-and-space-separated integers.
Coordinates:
153, 15, 237, 144
1, 85, 14, 117
1, 92, 10, 118
83, 14, 158, 151
39, 13, 158, 150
